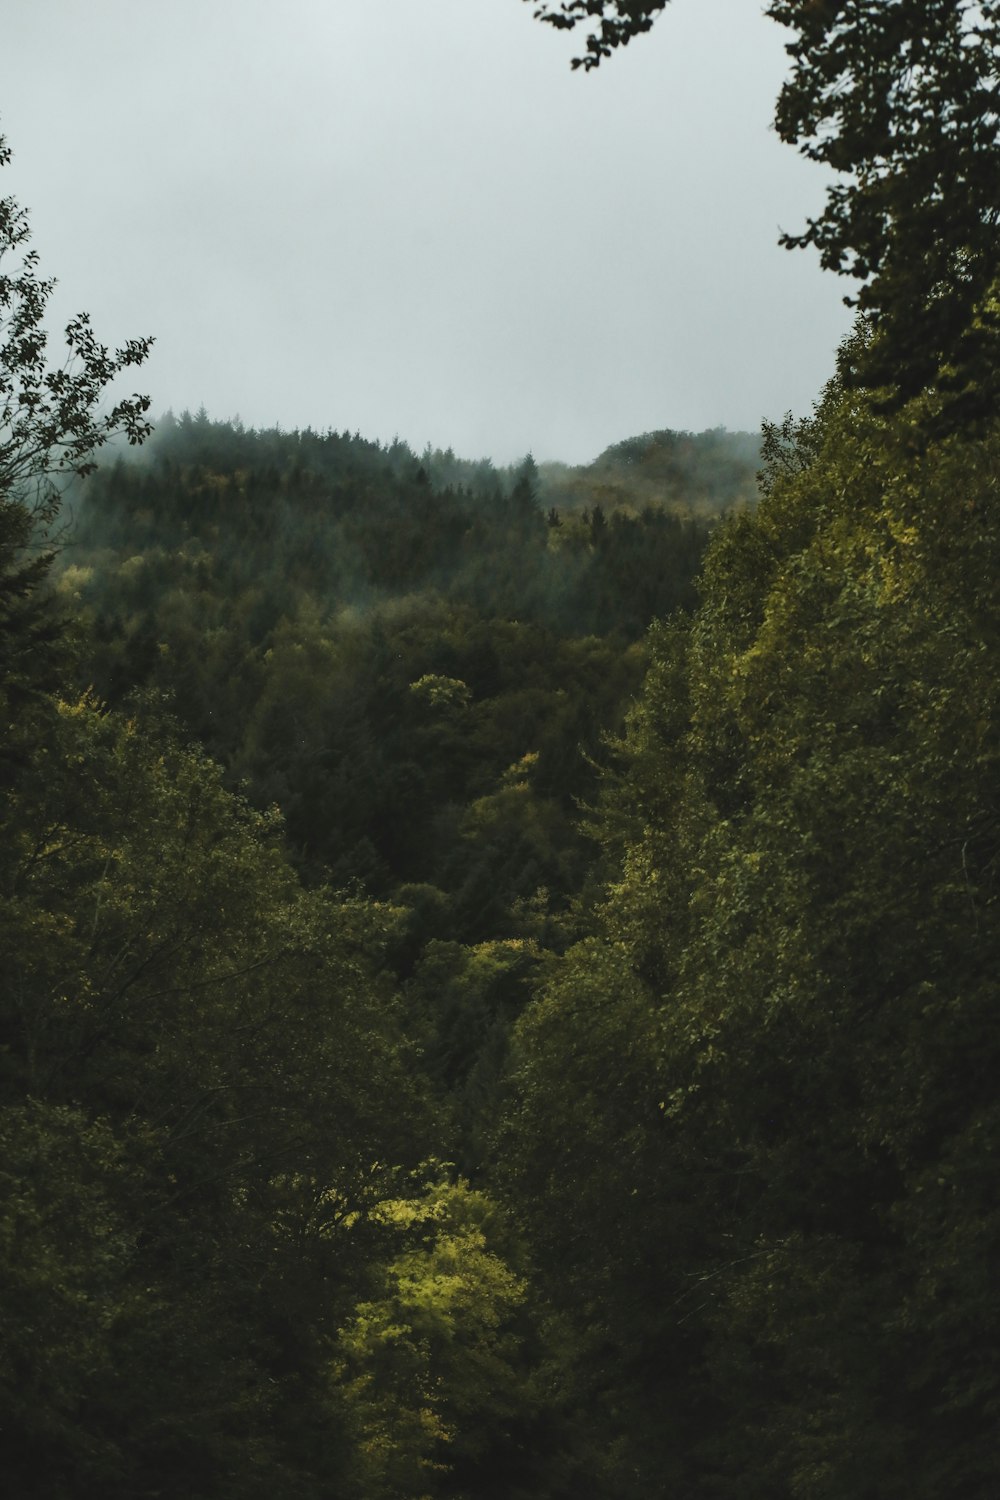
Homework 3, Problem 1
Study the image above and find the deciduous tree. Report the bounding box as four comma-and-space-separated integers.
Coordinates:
0, 134, 152, 724
527, 1, 1000, 425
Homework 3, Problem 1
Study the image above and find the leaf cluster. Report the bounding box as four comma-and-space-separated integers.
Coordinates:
503, 369, 1000, 1496
528, 2, 1000, 427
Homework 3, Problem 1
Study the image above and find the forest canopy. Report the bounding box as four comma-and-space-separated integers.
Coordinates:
3, 0, 1000, 1490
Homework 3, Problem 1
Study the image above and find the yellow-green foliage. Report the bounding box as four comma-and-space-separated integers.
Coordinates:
505, 368, 1000, 1499
333, 1176, 529, 1500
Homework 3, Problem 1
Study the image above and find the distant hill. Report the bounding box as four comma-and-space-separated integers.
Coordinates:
539, 426, 761, 518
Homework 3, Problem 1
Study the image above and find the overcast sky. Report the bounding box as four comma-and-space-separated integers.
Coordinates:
2, 0, 854, 466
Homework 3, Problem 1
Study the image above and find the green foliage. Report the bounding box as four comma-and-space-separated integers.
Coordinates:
543, 426, 761, 518
406, 938, 543, 1171
0, 1102, 136, 1491
504, 369, 1000, 1496
770, 0, 1000, 425
0, 688, 433, 1497
71, 410, 712, 645
333, 1175, 539, 1500
61, 427, 659, 913
15, 382, 733, 1494
529, 1, 1000, 426
0, 136, 152, 503
0, 125, 732, 1500
21, 34, 1000, 1480
0, 134, 151, 736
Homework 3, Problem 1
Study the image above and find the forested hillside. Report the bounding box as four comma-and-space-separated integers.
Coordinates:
538, 425, 761, 519
1, 169, 740, 1490
18, 351, 1000, 1499
5, 0, 1000, 1493
59, 408, 727, 910
504, 363, 1000, 1497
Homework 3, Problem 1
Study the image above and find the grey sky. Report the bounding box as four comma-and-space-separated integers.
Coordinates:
3, 0, 853, 466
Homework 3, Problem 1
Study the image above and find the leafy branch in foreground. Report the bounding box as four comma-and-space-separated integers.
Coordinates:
0, 132, 153, 711
528, 0, 1000, 428
0, 136, 153, 512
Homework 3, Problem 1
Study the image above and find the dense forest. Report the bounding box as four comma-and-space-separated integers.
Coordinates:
5, 2, 1000, 1495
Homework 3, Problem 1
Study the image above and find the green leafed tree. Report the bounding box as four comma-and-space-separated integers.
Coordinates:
333, 1174, 542, 1500
0, 133, 152, 728
0, 690, 431, 1498
503, 361, 1000, 1496
527, 0, 1000, 426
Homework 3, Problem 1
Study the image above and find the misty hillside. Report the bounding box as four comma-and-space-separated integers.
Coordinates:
64, 409, 733, 648
54, 409, 734, 907
539, 425, 761, 517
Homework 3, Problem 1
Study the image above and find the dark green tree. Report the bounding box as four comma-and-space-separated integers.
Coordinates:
0, 133, 152, 726
0, 692, 431, 1498
527, 0, 1000, 426
503, 363, 1000, 1497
